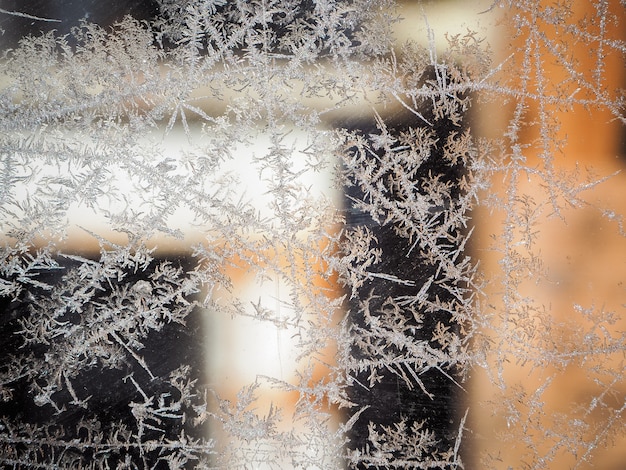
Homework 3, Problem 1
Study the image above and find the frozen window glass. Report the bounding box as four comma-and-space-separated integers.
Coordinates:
0, 1, 625, 468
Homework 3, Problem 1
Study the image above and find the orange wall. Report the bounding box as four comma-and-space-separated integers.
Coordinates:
471, 2, 626, 468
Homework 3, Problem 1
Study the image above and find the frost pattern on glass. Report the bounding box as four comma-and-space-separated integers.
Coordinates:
0, 0, 624, 468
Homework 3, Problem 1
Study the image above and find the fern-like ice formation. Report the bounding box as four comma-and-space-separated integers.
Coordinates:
0, 0, 624, 468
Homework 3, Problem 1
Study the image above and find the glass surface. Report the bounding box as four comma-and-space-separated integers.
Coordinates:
1, 1, 625, 468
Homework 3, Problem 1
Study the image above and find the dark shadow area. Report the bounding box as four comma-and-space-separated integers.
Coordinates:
337, 85, 473, 467
0, 251, 205, 468
0, 0, 160, 50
